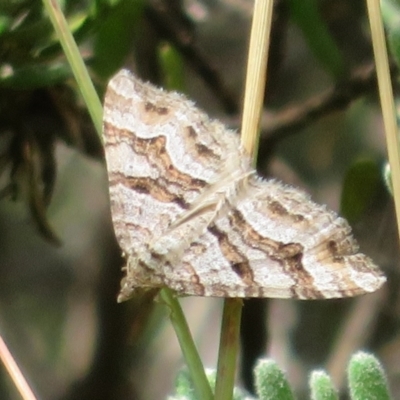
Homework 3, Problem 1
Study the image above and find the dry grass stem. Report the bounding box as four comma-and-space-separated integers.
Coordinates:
0, 335, 37, 400
240, 0, 273, 159
366, 0, 400, 242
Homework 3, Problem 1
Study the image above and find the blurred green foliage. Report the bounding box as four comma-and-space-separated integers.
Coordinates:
340, 158, 381, 223
0, 0, 145, 89
287, 0, 345, 79
382, 0, 400, 69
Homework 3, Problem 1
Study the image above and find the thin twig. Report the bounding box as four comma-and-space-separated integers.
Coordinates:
0, 335, 37, 400
145, 1, 239, 114
261, 63, 380, 141
222, 62, 392, 165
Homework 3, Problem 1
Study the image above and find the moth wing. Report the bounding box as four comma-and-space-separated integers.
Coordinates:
103, 69, 246, 257
164, 177, 385, 299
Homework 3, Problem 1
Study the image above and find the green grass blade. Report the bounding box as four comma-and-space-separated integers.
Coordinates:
159, 289, 214, 400
42, 0, 103, 137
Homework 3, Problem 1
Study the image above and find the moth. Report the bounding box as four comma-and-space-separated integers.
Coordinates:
103, 69, 385, 302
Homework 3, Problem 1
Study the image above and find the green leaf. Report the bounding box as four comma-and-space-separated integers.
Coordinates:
0, 63, 71, 89
310, 370, 338, 400
254, 359, 295, 400
340, 158, 380, 224
287, 0, 344, 78
348, 352, 391, 400
0, 6, 55, 62
158, 43, 185, 92
0, 15, 11, 36
92, 0, 145, 78
382, 0, 400, 68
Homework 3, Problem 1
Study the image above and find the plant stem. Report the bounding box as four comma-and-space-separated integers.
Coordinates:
159, 289, 214, 400
366, 0, 400, 242
214, 298, 243, 400
42, 0, 103, 137
214, 1, 274, 399
240, 0, 274, 161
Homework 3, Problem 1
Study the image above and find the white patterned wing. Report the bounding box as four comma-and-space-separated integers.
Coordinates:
103, 70, 252, 301
163, 176, 385, 299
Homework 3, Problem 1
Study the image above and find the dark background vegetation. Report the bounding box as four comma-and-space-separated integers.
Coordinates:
0, 0, 399, 399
